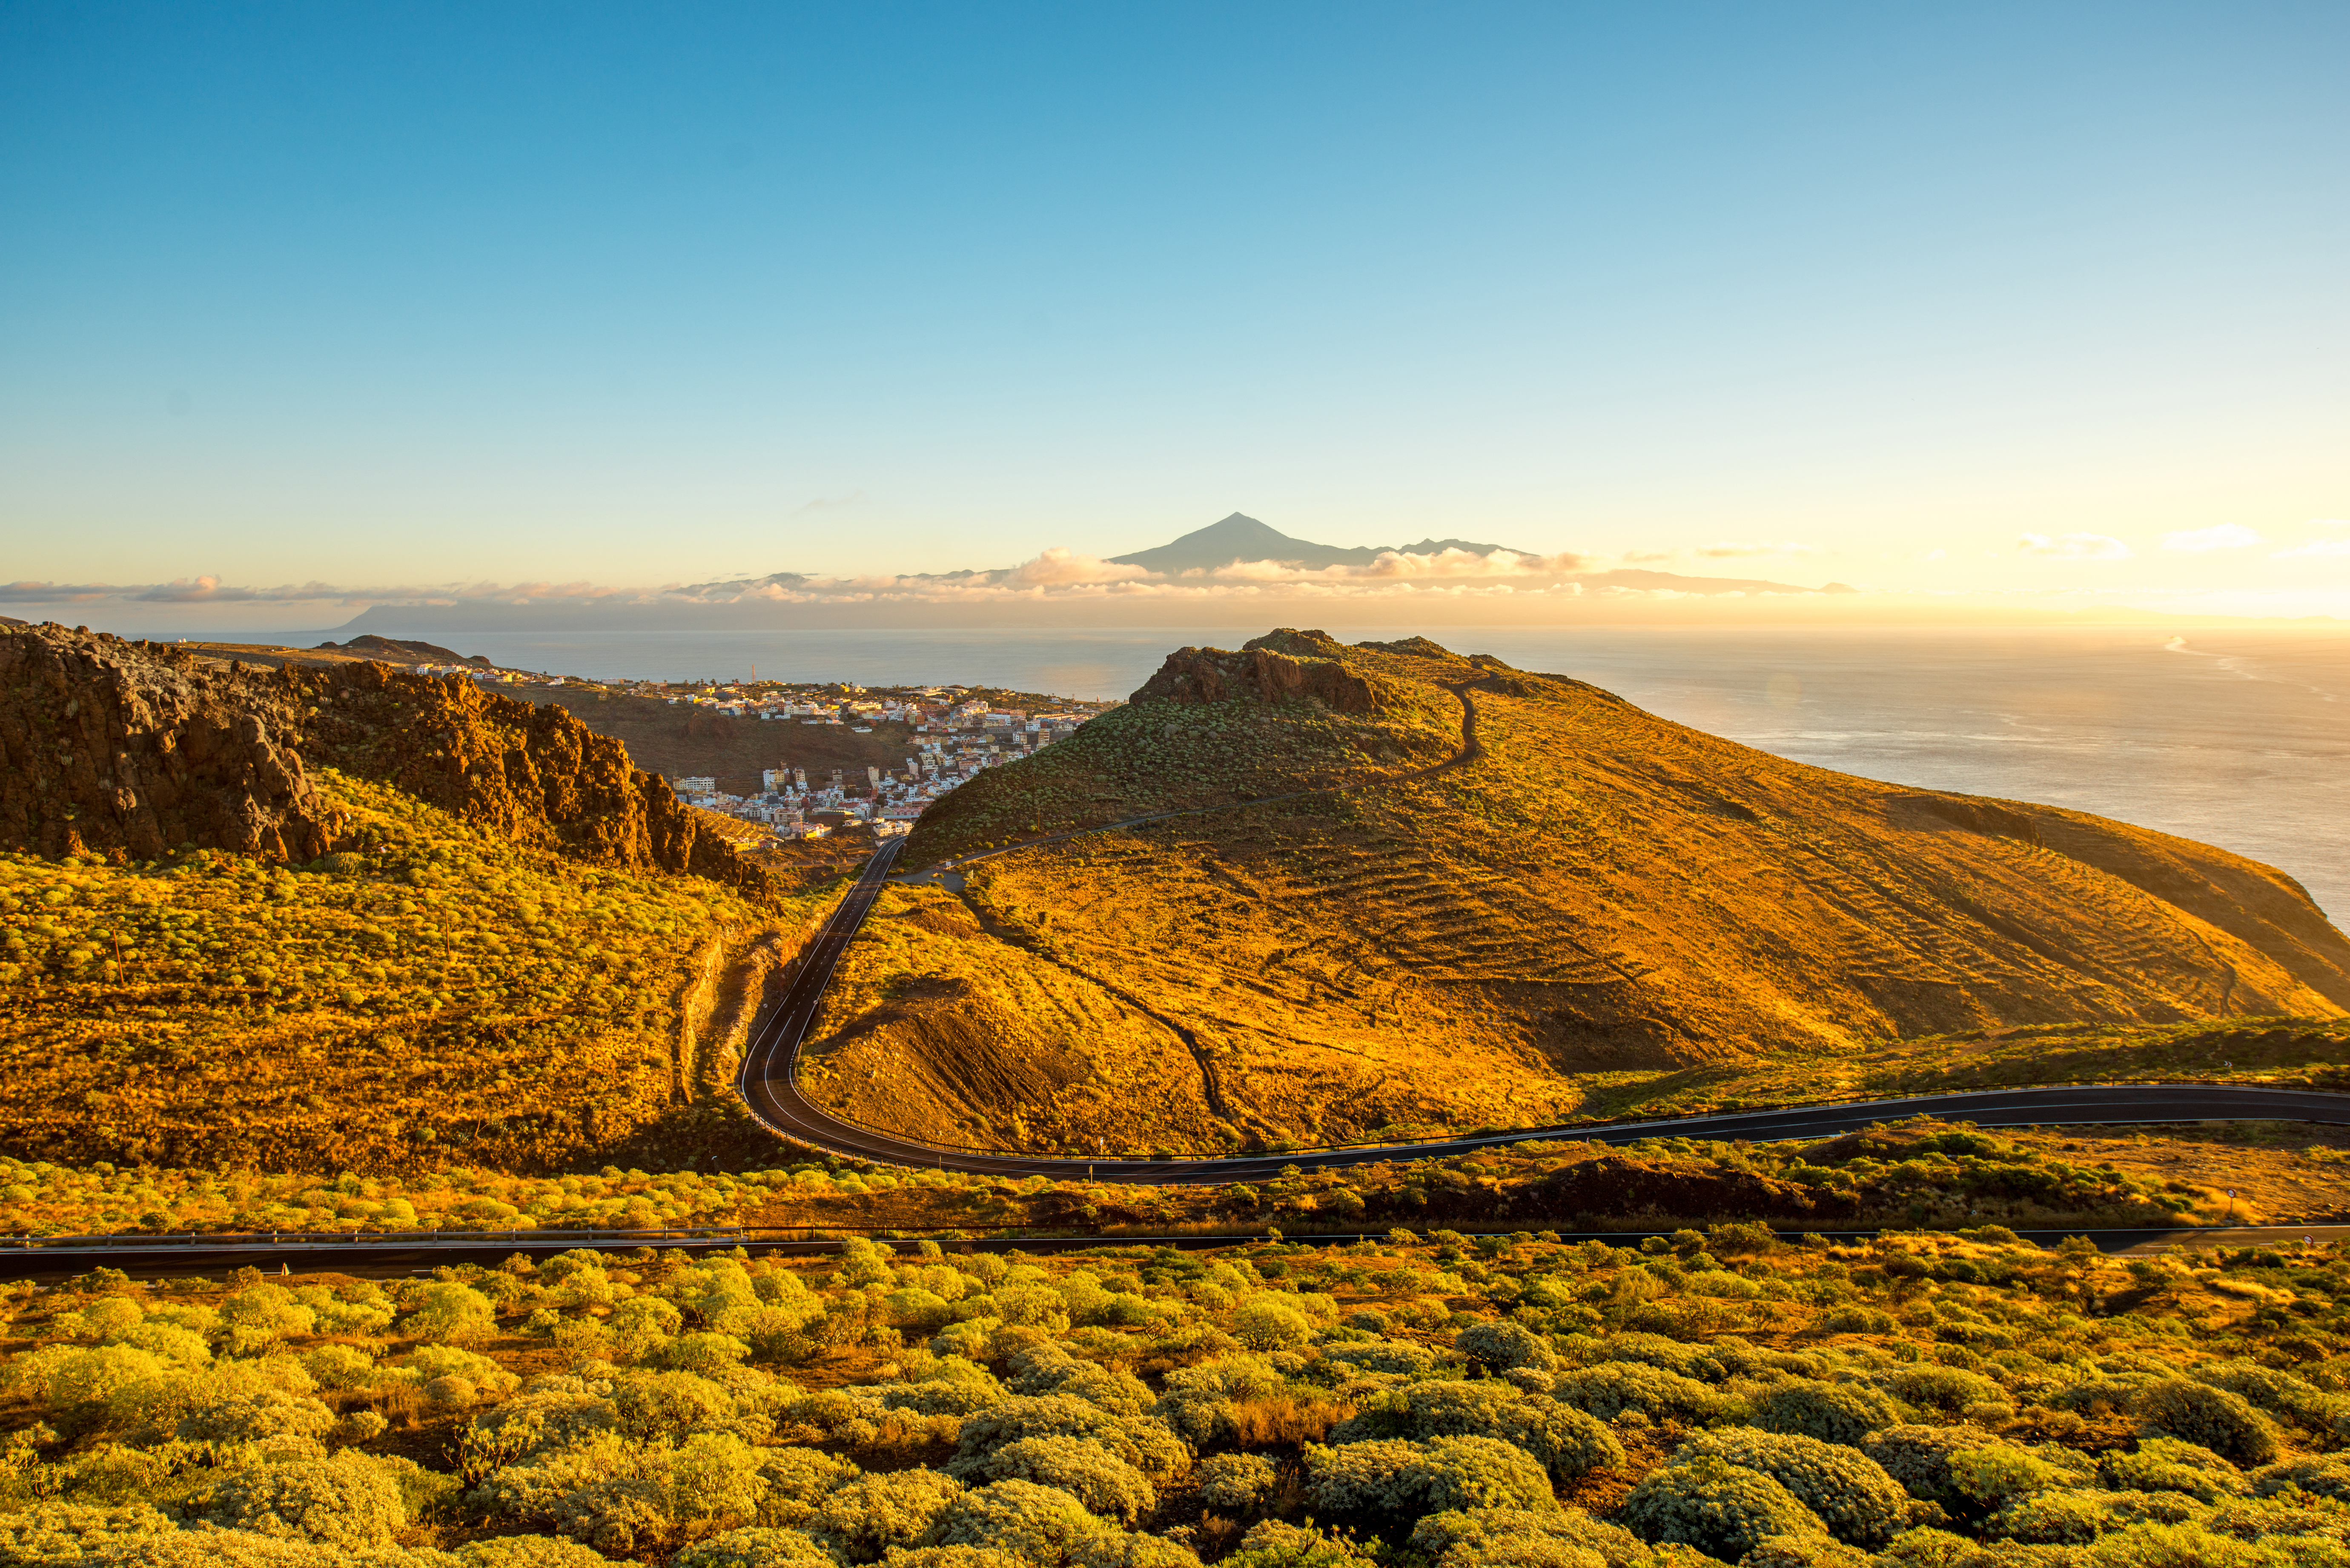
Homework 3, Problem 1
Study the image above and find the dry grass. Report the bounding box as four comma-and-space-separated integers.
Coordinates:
0, 771, 822, 1178
815, 631, 2350, 1156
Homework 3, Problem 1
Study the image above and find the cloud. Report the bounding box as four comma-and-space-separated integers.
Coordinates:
1695, 541, 1818, 558
2270, 520, 2350, 558
2017, 532, 2133, 560
1211, 547, 1587, 583
2161, 524, 2262, 552
0, 581, 121, 604
1004, 548, 1150, 587
791, 490, 866, 515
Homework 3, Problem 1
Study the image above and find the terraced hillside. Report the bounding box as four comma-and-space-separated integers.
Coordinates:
799, 631, 2350, 1156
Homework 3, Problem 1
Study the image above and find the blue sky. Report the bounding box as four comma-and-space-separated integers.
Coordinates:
3, 1, 2345, 624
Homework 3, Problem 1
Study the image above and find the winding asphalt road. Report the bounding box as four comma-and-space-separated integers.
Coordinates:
731, 692, 2350, 1182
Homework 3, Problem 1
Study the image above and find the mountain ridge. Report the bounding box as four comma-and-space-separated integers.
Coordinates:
790, 629, 2350, 1155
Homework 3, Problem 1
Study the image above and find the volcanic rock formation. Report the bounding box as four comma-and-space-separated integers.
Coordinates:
0, 623, 766, 893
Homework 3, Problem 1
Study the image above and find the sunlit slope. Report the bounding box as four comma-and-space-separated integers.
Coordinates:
806, 630, 2350, 1155
0, 771, 802, 1173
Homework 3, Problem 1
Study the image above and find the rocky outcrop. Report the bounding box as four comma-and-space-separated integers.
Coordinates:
1129, 628, 1390, 712
0, 624, 768, 895
0, 629, 337, 862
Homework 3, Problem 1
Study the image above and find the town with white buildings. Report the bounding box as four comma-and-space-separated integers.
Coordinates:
420, 663, 1115, 844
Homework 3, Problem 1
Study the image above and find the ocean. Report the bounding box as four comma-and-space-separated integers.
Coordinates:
276, 624, 2350, 919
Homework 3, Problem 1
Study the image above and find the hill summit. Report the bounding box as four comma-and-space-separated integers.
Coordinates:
800, 630, 2350, 1155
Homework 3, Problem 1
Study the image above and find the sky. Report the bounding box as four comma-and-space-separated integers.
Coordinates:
2, 0, 2346, 629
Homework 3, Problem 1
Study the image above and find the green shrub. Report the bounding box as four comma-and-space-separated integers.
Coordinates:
1668, 1429, 1910, 1546
402, 1281, 497, 1346
754, 1447, 861, 1527
174, 1384, 337, 1445
185, 1453, 410, 1548
1619, 1454, 1828, 1561
1946, 1447, 2087, 1508
1861, 1426, 1998, 1505
883, 1379, 1006, 1418
1560, 1333, 1727, 1383
2252, 1456, 2350, 1502
809, 1469, 965, 1562
1549, 1363, 1727, 1425
1883, 1365, 2005, 1417
951, 1436, 1156, 1525
0, 1502, 179, 1565
1752, 1381, 1906, 1446
1329, 1380, 1621, 1484
6, 1343, 172, 1412
1319, 1340, 1443, 1379
218, 1283, 318, 1353
2098, 1438, 2248, 1503
952, 1396, 1188, 1482
923, 1476, 1115, 1561
1303, 1434, 1557, 1517
407, 1345, 522, 1401
1987, 1486, 2209, 1545
1407, 1507, 1652, 1568
668, 1525, 835, 1567
298, 1345, 381, 1391
1220, 1518, 1377, 1568
1229, 1297, 1313, 1352
1065, 1531, 1204, 1568
2134, 1380, 2281, 1465
455, 1537, 617, 1567
1456, 1321, 1558, 1374
2192, 1363, 2347, 1435
1193, 1453, 1279, 1514
1740, 1535, 1871, 1568
643, 1333, 752, 1376
1007, 1345, 1152, 1416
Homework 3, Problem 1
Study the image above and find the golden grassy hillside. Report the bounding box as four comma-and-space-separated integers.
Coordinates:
800, 631, 2350, 1156
0, 771, 823, 1175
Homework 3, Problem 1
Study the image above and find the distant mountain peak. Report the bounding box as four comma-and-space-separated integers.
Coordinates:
1109, 514, 1520, 574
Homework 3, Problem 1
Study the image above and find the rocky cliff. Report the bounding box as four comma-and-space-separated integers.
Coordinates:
1129, 628, 1396, 712
0, 624, 767, 894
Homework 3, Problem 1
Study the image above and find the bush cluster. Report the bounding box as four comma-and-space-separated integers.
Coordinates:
2, 1228, 2347, 1567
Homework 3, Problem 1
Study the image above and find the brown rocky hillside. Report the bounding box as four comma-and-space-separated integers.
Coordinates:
0, 623, 767, 895
800, 629, 2350, 1156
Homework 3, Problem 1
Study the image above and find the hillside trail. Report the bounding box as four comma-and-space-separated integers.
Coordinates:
738, 682, 1493, 1160
891, 679, 1488, 890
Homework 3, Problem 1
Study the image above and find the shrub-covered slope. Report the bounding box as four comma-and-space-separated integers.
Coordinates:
834, 631, 2350, 1156
0, 624, 826, 1176
3, 1227, 2348, 1566
0, 771, 822, 1174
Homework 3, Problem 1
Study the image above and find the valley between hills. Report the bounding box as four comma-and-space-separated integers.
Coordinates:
1, 618, 2347, 1217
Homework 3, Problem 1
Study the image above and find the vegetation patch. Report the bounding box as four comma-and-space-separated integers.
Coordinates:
4, 1226, 2349, 1564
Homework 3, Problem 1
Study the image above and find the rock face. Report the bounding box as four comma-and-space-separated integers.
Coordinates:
0, 624, 766, 893
0, 629, 337, 863
1129, 628, 1390, 712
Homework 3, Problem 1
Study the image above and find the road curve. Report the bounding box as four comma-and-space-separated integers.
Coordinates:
733, 681, 2350, 1180
734, 844, 2350, 1182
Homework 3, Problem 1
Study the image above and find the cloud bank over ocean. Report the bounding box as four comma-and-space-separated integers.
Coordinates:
6, 513, 2344, 634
